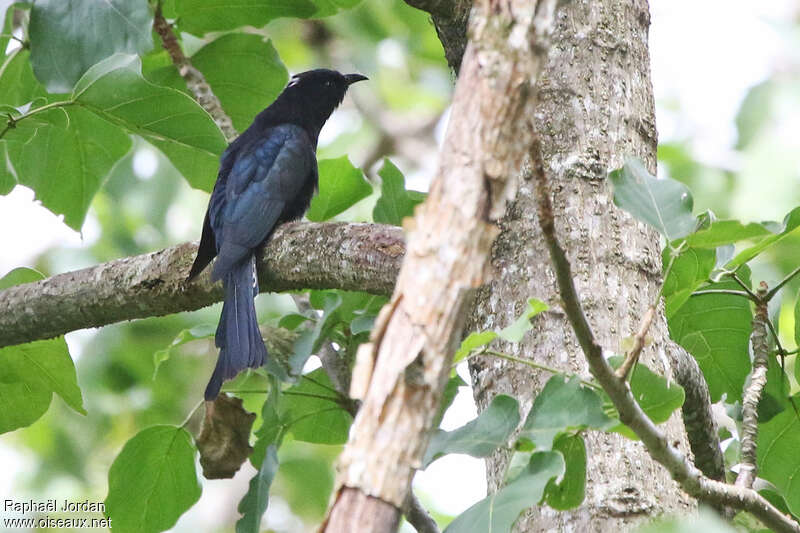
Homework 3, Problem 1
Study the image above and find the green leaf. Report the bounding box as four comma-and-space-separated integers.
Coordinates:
176, 0, 317, 36
284, 369, 351, 444
606, 357, 685, 438
424, 394, 520, 467
453, 331, 498, 364
372, 158, 425, 226
795, 295, 800, 348
544, 434, 586, 510
310, 0, 363, 17
519, 375, 614, 450
452, 299, 548, 363
432, 372, 467, 429
29, 0, 153, 92
725, 207, 800, 269
251, 382, 285, 469
444, 451, 564, 533
191, 34, 288, 133
236, 444, 279, 533
662, 246, 716, 317
758, 405, 800, 518
497, 298, 548, 342
105, 425, 201, 533
0, 267, 85, 433
609, 159, 697, 242
685, 220, 773, 248
73, 54, 226, 192
306, 156, 372, 222
4, 103, 131, 230
0, 49, 48, 107
153, 324, 216, 378
288, 292, 342, 373
668, 278, 752, 403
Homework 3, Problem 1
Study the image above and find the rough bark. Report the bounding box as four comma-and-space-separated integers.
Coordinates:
403, 0, 471, 73
0, 222, 403, 347
324, 1, 561, 531
468, 1, 696, 530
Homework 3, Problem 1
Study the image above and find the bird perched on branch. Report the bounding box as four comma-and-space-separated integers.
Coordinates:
188, 69, 368, 400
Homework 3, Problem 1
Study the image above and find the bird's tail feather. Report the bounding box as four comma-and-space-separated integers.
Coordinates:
205, 256, 267, 400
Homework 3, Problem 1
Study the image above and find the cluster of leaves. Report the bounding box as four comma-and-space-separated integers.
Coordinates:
610, 159, 800, 525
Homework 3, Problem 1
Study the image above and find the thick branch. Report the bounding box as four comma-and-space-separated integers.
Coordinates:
736, 283, 770, 489
324, 2, 560, 531
0, 222, 403, 347
153, 4, 238, 142
532, 139, 800, 533
403, 0, 471, 73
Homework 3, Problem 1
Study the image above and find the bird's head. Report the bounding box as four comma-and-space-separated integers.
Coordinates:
281, 69, 367, 134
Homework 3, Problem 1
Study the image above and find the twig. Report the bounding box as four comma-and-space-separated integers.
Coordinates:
731, 272, 761, 302
531, 137, 800, 533
736, 282, 770, 489
153, 2, 237, 142
616, 305, 655, 380
402, 491, 440, 533
476, 348, 602, 391
766, 264, 800, 301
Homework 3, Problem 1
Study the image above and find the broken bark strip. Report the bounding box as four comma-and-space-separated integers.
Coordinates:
0, 222, 403, 348
323, 2, 561, 531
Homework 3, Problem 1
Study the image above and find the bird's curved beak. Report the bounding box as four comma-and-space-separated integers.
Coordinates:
344, 73, 369, 85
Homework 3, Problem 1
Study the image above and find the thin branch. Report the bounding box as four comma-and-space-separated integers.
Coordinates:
478, 348, 602, 391
403, 491, 440, 533
766, 265, 800, 301
531, 137, 800, 533
736, 282, 770, 489
0, 222, 404, 348
731, 272, 760, 302
616, 305, 655, 380
153, 3, 237, 142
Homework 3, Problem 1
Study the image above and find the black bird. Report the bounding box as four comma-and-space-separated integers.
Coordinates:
188, 69, 368, 400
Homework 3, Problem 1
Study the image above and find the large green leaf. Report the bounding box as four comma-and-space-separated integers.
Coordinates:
372, 158, 425, 226
424, 394, 520, 467
306, 156, 372, 222
609, 159, 697, 242
0, 268, 85, 434
29, 0, 153, 92
175, 0, 318, 36
668, 278, 752, 403
519, 376, 615, 450
191, 34, 288, 132
283, 369, 351, 444
74, 54, 226, 191
105, 425, 201, 533
685, 220, 773, 249
1, 54, 226, 228
4, 105, 131, 230
758, 403, 800, 518
237, 444, 279, 533
662, 246, 716, 318
175, 0, 363, 35
444, 451, 564, 533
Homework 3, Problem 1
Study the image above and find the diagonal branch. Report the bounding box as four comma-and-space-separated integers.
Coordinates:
532, 137, 800, 533
0, 222, 403, 348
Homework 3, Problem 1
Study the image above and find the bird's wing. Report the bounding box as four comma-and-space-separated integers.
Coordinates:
210, 124, 316, 280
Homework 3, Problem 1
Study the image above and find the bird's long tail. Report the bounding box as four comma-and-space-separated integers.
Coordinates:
205, 255, 267, 400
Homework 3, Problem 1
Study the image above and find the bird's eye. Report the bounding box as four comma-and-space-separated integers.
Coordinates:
325, 81, 332, 87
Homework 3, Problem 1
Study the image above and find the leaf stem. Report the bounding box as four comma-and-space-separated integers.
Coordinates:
692, 289, 754, 300
481, 348, 602, 391
0, 100, 75, 140
180, 399, 204, 428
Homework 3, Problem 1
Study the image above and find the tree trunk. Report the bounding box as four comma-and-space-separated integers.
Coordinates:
468, 0, 694, 530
